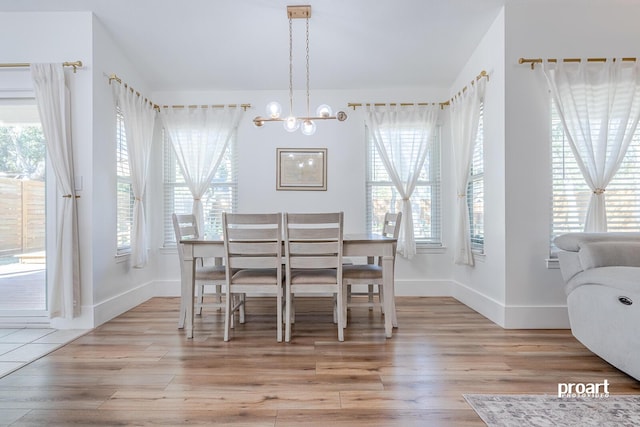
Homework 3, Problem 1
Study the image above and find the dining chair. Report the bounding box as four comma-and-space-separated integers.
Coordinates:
222, 212, 284, 342
284, 212, 345, 342
343, 211, 401, 322
172, 213, 226, 329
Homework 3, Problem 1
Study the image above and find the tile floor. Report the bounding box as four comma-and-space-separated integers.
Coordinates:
0, 328, 88, 378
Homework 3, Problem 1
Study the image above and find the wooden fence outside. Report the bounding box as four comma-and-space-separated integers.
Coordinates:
0, 178, 45, 257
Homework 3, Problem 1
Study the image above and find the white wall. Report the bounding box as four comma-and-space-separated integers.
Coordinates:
500, 0, 640, 327
447, 8, 508, 326
89, 15, 161, 326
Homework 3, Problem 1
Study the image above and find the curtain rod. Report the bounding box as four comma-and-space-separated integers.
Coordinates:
108, 73, 159, 111
519, 57, 637, 70
108, 73, 251, 112
0, 60, 83, 73
348, 70, 488, 110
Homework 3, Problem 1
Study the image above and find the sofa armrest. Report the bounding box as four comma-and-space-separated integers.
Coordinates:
557, 251, 584, 283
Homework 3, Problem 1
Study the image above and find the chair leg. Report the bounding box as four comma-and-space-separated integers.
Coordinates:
342, 284, 348, 328
367, 284, 374, 311
239, 293, 246, 324
276, 288, 283, 343
224, 289, 232, 341
196, 284, 204, 315
337, 289, 344, 342
285, 288, 292, 342
178, 296, 186, 329
215, 284, 222, 311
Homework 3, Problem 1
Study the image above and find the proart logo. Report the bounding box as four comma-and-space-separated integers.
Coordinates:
557, 379, 610, 398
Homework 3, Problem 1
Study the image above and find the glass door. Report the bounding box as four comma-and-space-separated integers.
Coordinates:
0, 99, 47, 318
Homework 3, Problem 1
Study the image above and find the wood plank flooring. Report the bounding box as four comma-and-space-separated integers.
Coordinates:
0, 296, 638, 426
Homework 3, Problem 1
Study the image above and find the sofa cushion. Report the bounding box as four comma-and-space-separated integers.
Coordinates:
578, 241, 640, 270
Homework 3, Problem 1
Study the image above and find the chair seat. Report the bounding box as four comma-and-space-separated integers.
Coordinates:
195, 265, 226, 281
343, 264, 382, 280
290, 268, 337, 284
231, 268, 279, 284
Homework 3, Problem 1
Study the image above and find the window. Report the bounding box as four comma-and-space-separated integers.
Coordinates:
116, 108, 134, 254
551, 104, 640, 249
163, 133, 237, 245
467, 103, 484, 253
366, 126, 441, 246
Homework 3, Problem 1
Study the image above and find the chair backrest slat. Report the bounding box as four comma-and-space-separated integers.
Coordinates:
223, 212, 283, 273
290, 257, 339, 269
229, 256, 280, 269
285, 212, 344, 272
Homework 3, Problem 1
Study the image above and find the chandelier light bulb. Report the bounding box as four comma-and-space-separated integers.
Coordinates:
283, 116, 299, 132
266, 101, 282, 119
316, 104, 332, 118
301, 119, 316, 136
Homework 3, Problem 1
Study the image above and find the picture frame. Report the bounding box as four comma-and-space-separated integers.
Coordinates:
276, 148, 327, 191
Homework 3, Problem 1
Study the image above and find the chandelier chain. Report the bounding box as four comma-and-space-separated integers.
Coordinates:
289, 16, 294, 116
305, 17, 311, 118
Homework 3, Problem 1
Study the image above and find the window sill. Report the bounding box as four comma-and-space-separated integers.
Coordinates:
415, 244, 447, 254
159, 246, 178, 255
546, 258, 560, 269
115, 252, 130, 264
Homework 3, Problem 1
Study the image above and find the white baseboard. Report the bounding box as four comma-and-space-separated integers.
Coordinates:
91, 280, 157, 327
450, 280, 570, 329
451, 280, 506, 327
503, 304, 570, 329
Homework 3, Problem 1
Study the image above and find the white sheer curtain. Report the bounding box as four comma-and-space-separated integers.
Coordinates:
30, 63, 80, 319
543, 60, 640, 232
365, 104, 439, 259
111, 83, 156, 268
159, 106, 243, 232
450, 77, 486, 266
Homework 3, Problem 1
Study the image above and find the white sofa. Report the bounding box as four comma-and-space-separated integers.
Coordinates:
554, 232, 640, 381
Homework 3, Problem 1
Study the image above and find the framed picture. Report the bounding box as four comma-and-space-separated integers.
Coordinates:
276, 148, 327, 191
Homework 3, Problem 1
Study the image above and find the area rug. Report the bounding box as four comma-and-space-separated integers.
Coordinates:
464, 394, 640, 427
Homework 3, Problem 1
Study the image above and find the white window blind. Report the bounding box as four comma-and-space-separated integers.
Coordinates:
366, 126, 441, 245
467, 103, 484, 253
551, 104, 640, 249
163, 132, 237, 245
116, 107, 133, 254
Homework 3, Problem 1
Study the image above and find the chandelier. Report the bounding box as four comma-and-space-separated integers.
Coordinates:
253, 5, 347, 135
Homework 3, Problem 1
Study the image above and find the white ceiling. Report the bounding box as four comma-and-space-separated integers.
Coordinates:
1, 0, 505, 92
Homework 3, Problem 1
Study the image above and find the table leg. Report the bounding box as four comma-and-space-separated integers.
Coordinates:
183, 255, 195, 339
381, 255, 394, 338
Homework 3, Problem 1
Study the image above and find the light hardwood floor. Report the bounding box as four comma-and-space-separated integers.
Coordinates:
0, 296, 638, 426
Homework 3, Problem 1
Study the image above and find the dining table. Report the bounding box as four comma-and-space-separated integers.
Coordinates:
179, 233, 398, 339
